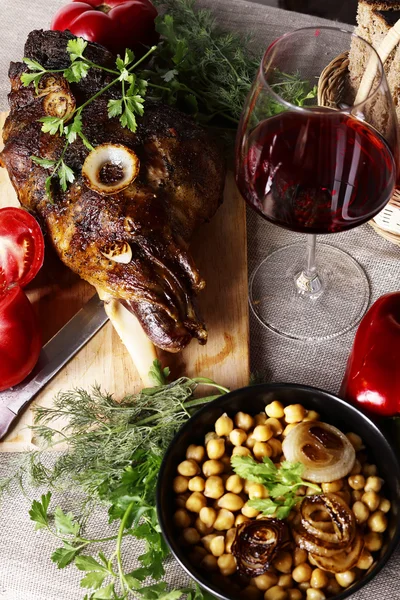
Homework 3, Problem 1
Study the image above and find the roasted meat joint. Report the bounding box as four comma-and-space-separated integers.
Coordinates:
0, 30, 226, 357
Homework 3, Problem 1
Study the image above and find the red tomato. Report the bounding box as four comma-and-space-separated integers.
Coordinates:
0, 207, 44, 390
0, 285, 42, 391
51, 0, 159, 58
0, 207, 45, 288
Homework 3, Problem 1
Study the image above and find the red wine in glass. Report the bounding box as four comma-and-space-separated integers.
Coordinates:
236, 109, 396, 234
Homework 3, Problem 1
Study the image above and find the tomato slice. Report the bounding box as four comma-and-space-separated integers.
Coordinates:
0, 207, 45, 289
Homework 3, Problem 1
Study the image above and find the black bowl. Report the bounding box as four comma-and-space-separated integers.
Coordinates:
157, 383, 400, 600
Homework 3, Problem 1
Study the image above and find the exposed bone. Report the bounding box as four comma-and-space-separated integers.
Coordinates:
101, 241, 132, 264
82, 144, 140, 195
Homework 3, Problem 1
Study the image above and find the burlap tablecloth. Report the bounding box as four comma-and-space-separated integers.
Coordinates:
1, 0, 400, 598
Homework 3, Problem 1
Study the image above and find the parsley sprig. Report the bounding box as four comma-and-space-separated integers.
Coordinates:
22, 38, 155, 201
231, 455, 321, 520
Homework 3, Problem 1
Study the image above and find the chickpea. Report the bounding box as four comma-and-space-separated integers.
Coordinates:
205, 432, 219, 444
235, 514, 251, 527
233, 446, 252, 457
194, 517, 213, 536
265, 401, 285, 419
306, 486, 320, 496
173, 475, 189, 493
321, 479, 343, 493
266, 417, 284, 436
214, 508, 235, 530
268, 438, 283, 458
362, 490, 380, 512
215, 413, 234, 436
253, 424, 274, 442
242, 502, 260, 518
350, 459, 362, 475
292, 563, 312, 583
242, 586, 262, 599
182, 527, 201, 545
218, 553, 237, 576
352, 490, 363, 502
244, 480, 254, 494
278, 575, 293, 589
298, 583, 310, 592
264, 585, 288, 600
249, 483, 269, 499
210, 535, 225, 557
230, 428, 248, 446
294, 548, 308, 566
352, 501, 370, 524
348, 474, 365, 490
283, 424, 297, 437
287, 590, 302, 600
186, 444, 205, 463
201, 533, 218, 552
335, 570, 356, 588
225, 527, 236, 553
235, 412, 255, 431
253, 572, 279, 591
365, 476, 383, 493
189, 545, 208, 562
255, 413, 267, 426
365, 531, 383, 551
226, 474, 243, 494
246, 435, 257, 449
177, 459, 200, 477
284, 404, 306, 424
368, 510, 388, 532
310, 569, 328, 589
204, 475, 225, 499
357, 549, 374, 570
199, 506, 217, 529
346, 432, 364, 451
220, 455, 232, 472
363, 463, 378, 477
306, 590, 325, 600
379, 498, 391, 513
303, 410, 320, 422
254, 441, 273, 460
325, 580, 341, 595
188, 476, 205, 492
175, 492, 190, 508
207, 438, 225, 460
186, 492, 207, 513
173, 509, 191, 529
203, 460, 224, 477
218, 492, 244, 511
273, 551, 292, 574
200, 553, 218, 571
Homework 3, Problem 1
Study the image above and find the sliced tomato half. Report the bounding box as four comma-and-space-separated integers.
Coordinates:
0, 207, 45, 289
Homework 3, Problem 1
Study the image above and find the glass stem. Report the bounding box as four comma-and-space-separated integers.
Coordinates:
295, 234, 323, 297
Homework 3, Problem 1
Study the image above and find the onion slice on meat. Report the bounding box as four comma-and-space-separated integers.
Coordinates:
309, 533, 364, 573
282, 421, 355, 483
82, 144, 140, 195
292, 494, 357, 558
232, 518, 286, 577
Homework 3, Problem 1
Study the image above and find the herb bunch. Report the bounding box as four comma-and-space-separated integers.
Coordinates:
231, 455, 321, 519
22, 37, 153, 200
1, 361, 226, 599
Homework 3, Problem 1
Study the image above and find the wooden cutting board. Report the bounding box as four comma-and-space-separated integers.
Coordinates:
0, 111, 249, 451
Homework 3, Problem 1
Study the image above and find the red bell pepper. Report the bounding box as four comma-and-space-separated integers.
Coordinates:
51, 0, 159, 58
340, 292, 400, 416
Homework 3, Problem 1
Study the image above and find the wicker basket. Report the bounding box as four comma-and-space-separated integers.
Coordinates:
317, 51, 400, 245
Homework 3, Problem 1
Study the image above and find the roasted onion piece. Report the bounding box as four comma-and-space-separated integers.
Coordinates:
232, 518, 286, 577
282, 421, 355, 482
292, 494, 357, 558
310, 533, 364, 573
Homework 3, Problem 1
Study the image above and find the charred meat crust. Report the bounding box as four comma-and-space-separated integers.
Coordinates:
1, 30, 226, 352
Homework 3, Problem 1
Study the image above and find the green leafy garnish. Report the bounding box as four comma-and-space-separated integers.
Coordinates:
231, 454, 321, 518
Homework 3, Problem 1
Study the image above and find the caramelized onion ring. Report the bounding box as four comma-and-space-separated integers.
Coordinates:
292, 494, 356, 557
282, 422, 355, 483
310, 533, 364, 572
232, 519, 286, 577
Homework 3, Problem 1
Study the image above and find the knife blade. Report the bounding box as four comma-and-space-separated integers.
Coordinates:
0, 294, 109, 441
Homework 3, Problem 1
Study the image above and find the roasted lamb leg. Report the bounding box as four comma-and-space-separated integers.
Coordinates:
0, 30, 226, 353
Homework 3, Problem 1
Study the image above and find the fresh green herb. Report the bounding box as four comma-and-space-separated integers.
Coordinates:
231, 454, 321, 519
2, 361, 225, 599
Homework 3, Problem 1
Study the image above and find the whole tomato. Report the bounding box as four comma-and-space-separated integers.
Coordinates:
51, 0, 159, 58
0, 285, 42, 391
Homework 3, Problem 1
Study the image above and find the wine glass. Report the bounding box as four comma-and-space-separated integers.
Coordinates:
235, 27, 398, 340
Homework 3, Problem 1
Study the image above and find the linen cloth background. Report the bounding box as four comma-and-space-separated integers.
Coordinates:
0, 0, 400, 598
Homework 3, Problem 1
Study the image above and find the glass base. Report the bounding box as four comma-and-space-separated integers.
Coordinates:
249, 242, 370, 341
